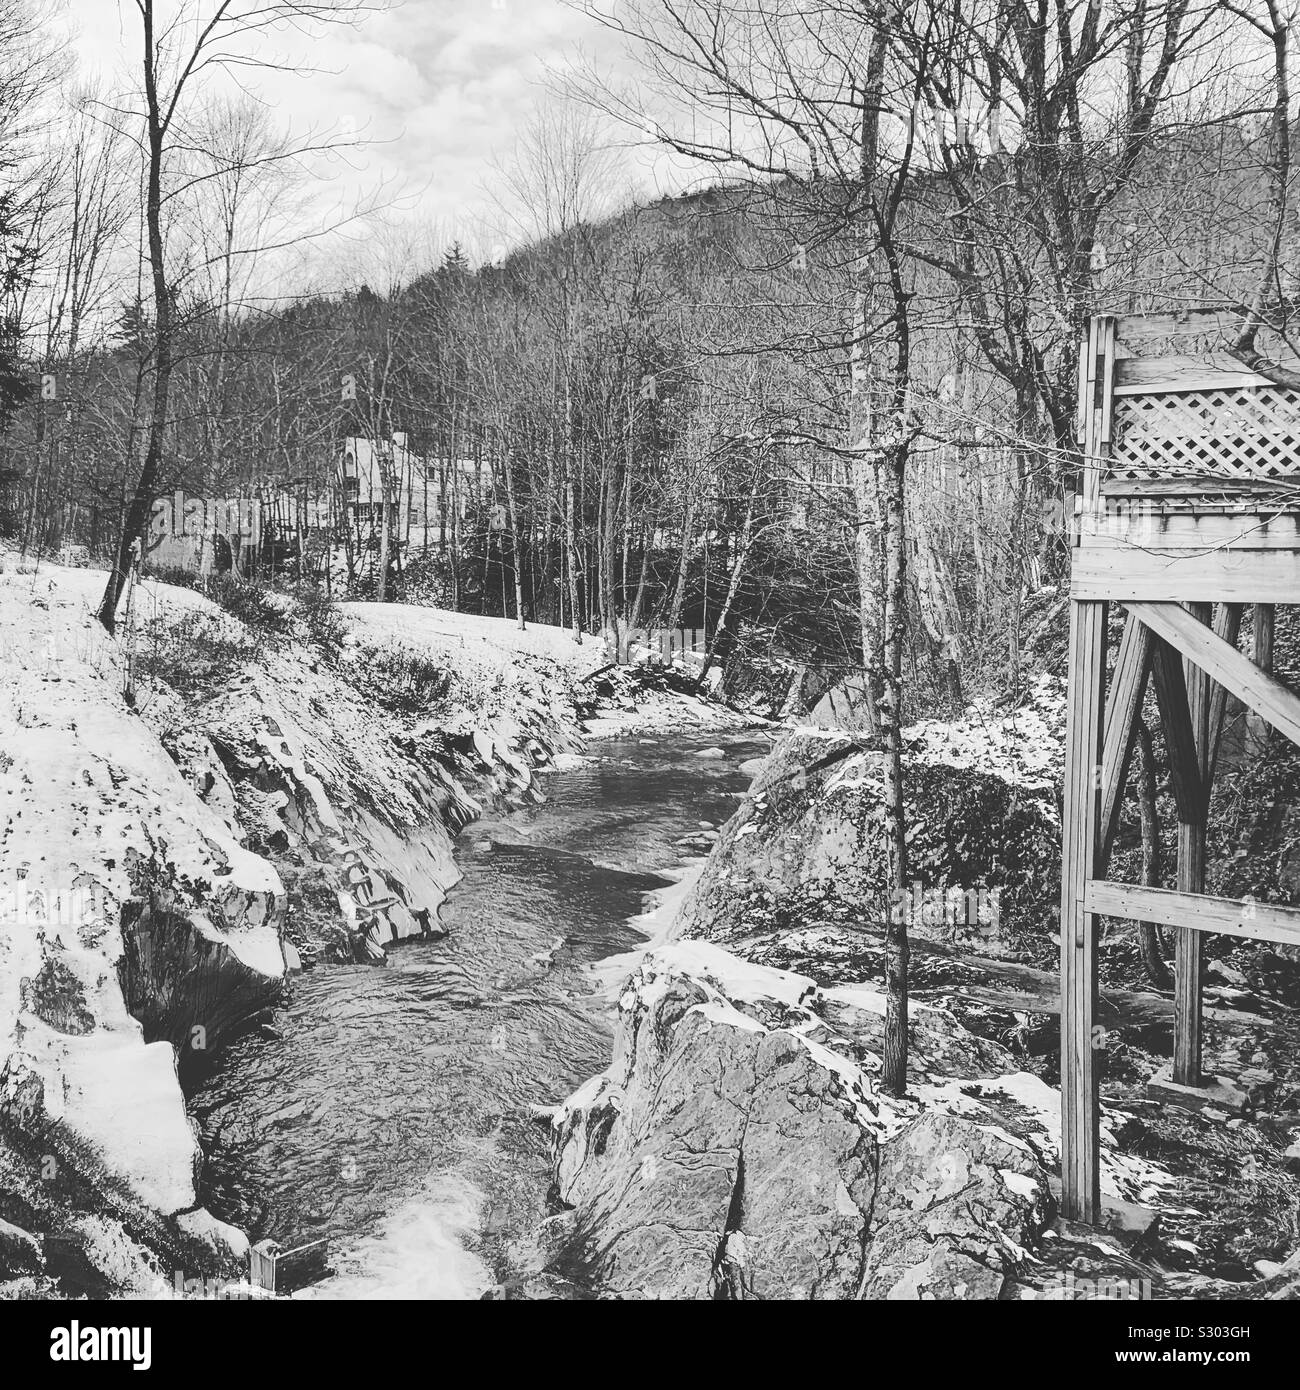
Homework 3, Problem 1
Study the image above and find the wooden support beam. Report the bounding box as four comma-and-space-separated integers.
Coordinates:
1061, 313, 1117, 1228
1175, 601, 1211, 1087
1080, 514, 1300, 553
1128, 601, 1300, 748
1254, 603, 1276, 672
1205, 603, 1244, 786
1149, 636, 1206, 822
1112, 309, 1239, 348
1060, 597, 1108, 1225
1086, 881, 1300, 947
1072, 547, 1300, 602
1099, 613, 1153, 871
1112, 351, 1300, 394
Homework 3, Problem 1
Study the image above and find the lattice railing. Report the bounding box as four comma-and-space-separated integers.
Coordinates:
1112, 385, 1300, 481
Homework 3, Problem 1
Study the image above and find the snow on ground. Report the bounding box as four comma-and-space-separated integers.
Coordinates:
0, 564, 285, 1214
342, 602, 600, 681
810, 671, 1065, 809
904, 672, 1066, 791
9, 563, 242, 633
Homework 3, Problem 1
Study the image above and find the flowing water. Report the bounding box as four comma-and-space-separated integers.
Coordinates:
191, 732, 766, 1298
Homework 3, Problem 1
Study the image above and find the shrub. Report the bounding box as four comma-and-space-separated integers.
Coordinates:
132, 610, 260, 696
346, 641, 451, 715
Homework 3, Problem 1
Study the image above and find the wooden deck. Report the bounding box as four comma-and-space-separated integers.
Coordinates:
1059, 314, 1300, 1223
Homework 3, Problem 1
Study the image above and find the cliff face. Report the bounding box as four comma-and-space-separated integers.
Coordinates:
0, 569, 586, 1296
1, 583, 282, 1221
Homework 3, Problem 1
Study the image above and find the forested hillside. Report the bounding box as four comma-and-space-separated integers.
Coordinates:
5, 105, 1294, 721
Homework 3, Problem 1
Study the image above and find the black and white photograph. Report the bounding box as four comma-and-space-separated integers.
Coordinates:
0, 0, 1298, 1355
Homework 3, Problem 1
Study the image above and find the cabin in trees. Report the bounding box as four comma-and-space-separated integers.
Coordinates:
335, 434, 490, 548
1060, 311, 1300, 1225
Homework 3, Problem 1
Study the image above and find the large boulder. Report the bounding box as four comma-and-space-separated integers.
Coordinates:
550, 946, 1051, 1299
679, 721, 1061, 962
861, 1111, 1047, 1298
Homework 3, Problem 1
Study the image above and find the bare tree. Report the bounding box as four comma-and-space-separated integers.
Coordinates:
96, 0, 385, 632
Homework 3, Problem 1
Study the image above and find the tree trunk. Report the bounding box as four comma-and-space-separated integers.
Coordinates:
880, 435, 910, 1097
698, 469, 760, 687
665, 485, 696, 638
502, 426, 526, 630
376, 446, 391, 603
98, 28, 170, 633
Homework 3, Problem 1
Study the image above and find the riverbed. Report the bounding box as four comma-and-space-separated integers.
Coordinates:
190, 732, 766, 1298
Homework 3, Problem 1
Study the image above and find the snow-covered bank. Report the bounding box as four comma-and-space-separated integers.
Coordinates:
0, 569, 286, 1295
0, 566, 611, 1297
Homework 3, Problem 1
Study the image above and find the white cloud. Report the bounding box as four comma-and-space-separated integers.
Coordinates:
59, 0, 647, 283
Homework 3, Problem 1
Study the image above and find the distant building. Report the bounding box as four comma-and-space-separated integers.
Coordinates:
336, 434, 490, 545
146, 490, 262, 574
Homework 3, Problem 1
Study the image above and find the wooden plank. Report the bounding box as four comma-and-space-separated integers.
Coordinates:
1129, 600, 1300, 747
1114, 309, 1239, 346
1253, 602, 1275, 672
1076, 326, 1094, 446
1086, 881, 1300, 947
1059, 597, 1107, 1225
1101, 477, 1294, 499
1076, 339, 1089, 445
1099, 316, 1117, 448
1072, 547, 1300, 602
1206, 603, 1244, 785
1112, 352, 1300, 395
1079, 515, 1300, 551
1082, 317, 1116, 506
1099, 612, 1154, 870
1149, 637, 1206, 822
1247, 603, 1276, 752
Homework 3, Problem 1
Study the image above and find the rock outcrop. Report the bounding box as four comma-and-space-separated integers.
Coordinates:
550, 945, 1065, 1299
1, 581, 283, 1228
678, 683, 1064, 964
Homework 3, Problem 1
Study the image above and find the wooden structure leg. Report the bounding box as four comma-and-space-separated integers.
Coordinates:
1059, 598, 1107, 1223
1173, 604, 1211, 1085
1099, 611, 1153, 868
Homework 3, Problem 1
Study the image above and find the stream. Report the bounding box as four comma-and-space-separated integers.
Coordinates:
191, 731, 766, 1298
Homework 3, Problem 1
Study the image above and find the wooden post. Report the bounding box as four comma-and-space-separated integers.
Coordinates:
1099, 611, 1154, 869
1060, 596, 1108, 1223
248, 1238, 280, 1294
1174, 601, 1212, 1086
1060, 314, 1116, 1224
1205, 604, 1245, 785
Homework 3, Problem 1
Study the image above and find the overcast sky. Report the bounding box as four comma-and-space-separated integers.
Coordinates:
60, 0, 664, 283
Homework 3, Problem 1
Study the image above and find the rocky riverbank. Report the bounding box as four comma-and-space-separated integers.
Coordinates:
1, 565, 734, 1299
537, 678, 1300, 1300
